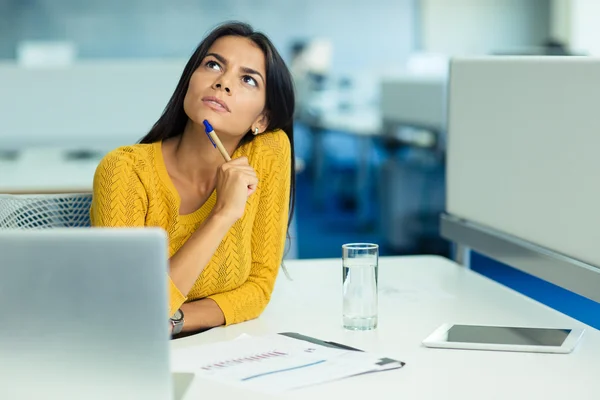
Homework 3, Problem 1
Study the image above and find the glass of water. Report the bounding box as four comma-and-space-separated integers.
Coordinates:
342, 243, 379, 330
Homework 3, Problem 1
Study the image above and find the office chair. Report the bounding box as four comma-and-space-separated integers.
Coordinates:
0, 193, 92, 229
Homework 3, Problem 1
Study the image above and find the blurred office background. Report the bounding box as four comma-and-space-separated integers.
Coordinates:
1, 1, 599, 325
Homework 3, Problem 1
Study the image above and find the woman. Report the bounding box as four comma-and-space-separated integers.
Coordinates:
90, 21, 295, 335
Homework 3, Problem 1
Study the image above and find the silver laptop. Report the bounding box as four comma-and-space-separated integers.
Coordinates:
0, 228, 193, 400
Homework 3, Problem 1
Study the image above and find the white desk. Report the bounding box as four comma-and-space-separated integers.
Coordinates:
172, 256, 600, 400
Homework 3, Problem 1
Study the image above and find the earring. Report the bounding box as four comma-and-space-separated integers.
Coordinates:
253, 127, 259, 136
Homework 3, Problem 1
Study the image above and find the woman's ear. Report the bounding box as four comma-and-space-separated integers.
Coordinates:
252, 111, 270, 134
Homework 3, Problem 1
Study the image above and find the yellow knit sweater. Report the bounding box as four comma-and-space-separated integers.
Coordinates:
90, 130, 291, 325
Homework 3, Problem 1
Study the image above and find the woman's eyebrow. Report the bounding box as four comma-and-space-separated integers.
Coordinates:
240, 66, 264, 84
206, 52, 264, 84
206, 52, 228, 65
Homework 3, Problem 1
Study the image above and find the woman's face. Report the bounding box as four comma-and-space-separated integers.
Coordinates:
183, 35, 268, 138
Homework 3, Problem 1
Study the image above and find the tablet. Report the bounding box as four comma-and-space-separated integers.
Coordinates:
422, 324, 585, 354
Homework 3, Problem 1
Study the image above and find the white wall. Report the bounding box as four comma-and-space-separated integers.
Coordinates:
420, 0, 550, 55
550, 0, 600, 55
0, 0, 418, 149
570, 0, 600, 56
0, 0, 416, 74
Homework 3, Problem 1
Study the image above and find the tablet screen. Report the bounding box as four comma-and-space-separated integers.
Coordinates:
446, 325, 571, 346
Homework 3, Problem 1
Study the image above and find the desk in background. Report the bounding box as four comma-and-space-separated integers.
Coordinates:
173, 256, 600, 399
0, 148, 102, 194
0, 147, 306, 195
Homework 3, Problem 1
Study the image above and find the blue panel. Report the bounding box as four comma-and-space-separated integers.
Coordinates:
471, 252, 600, 330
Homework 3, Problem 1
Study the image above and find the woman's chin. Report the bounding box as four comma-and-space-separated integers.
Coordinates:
188, 113, 245, 138
190, 112, 223, 128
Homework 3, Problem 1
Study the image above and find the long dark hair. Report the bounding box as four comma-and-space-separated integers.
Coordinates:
140, 21, 296, 231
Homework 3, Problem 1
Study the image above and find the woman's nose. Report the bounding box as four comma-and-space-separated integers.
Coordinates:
215, 83, 231, 93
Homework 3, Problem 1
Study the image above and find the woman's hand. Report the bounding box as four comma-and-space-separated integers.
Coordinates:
212, 156, 258, 223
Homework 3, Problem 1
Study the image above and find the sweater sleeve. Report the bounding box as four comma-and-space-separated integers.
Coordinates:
90, 148, 187, 316
90, 148, 148, 227
208, 133, 291, 325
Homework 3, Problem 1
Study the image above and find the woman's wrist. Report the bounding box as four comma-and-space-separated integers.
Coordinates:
208, 207, 238, 227
179, 299, 225, 333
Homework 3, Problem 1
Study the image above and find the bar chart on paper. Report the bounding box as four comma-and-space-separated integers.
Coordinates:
198, 348, 327, 382
171, 334, 405, 393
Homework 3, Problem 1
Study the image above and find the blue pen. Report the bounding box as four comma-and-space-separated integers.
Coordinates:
203, 120, 217, 148
203, 119, 231, 161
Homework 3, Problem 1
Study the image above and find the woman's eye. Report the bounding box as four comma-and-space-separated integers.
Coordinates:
206, 61, 221, 71
243, 75, 257, 87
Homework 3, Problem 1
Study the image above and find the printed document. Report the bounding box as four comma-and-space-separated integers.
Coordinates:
171, 333, 404, 393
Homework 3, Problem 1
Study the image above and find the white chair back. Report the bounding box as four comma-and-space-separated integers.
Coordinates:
0, 193, 92, 229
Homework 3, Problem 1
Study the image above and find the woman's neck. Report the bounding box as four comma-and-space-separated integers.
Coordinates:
171, 120, 241, 184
